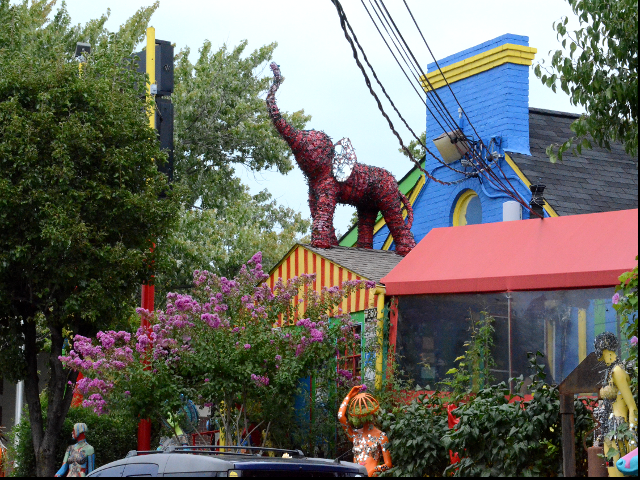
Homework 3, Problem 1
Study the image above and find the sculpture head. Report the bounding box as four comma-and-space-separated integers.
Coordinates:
595, 332, 619, 364
72, 423, 88, 441
348, 392, 380, 428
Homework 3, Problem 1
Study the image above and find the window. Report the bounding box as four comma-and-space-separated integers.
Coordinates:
337, 323, 362, 382
91, 465, 125, 477
396, 287, 619, 387
453, 190, 482, 226
122, 462, 159, 477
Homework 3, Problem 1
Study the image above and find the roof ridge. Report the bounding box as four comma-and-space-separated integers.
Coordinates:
529, 107, 582, 119
301, 243, 403, 256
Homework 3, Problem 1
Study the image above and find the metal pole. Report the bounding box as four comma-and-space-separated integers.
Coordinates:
507, 293, 513, 394
137, 26, 156, 453
14, 381, 23, 426
560, 393, 576, 477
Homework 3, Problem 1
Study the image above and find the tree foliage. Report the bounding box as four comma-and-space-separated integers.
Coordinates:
155, 189, 309, 301
161, 35, 312, 286
60, 254, 370, 450
0, 0, 180, 475
173, 39, 310, 211
398, 131, 426, 162
534, 0, 638, 161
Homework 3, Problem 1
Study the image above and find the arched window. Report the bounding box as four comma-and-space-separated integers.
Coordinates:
453, 190, 482, 226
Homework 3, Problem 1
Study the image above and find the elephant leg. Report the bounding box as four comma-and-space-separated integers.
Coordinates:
379, 193, 416, 256
356, 208, 377, 249
311, 191, 339, 249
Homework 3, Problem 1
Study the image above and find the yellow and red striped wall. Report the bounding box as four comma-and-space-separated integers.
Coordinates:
267, 244, 380, 317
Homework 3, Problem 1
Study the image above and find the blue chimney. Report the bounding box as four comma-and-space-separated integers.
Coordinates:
424, 34, 536, 159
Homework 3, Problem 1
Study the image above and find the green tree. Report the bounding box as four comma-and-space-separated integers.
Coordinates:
534, 0, 638, 161
398, 131, 426, 161
173, 39, 310, 212
155, 188, 309, 298
157, 34, 312, 292
0, 1, 180, 475
60, 254, 367, 451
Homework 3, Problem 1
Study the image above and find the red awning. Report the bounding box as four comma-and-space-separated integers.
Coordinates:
382, 209, 638, 295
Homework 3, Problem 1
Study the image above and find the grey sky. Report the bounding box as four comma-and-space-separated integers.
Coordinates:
63, 0, 584, 234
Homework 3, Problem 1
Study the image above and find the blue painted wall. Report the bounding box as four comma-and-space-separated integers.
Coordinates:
377, 34, 541, 251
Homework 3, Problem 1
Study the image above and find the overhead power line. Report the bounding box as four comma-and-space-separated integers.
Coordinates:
330, 0, 541, 216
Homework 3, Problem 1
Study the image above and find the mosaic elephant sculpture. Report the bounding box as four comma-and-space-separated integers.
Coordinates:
266, 63, 416, 256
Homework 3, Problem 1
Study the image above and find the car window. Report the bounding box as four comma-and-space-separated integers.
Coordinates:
90, 465, 125, 477
123, 463, 159, 477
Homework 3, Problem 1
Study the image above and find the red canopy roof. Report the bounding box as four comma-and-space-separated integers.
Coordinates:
382, 209, 638, 295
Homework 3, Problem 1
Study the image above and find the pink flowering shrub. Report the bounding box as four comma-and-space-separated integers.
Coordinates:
60, 252, 370, 444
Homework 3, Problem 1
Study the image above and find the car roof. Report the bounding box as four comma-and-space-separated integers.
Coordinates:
90, 451, 365, 476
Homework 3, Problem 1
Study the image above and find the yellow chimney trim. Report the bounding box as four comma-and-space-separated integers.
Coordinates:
421, 44, 537, 91
504, 153, 559, 218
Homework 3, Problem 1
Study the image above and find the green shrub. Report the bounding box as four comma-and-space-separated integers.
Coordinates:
378, 393, 450, 477
443, 353, 593, 477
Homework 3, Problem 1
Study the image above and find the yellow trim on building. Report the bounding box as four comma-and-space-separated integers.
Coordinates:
504, 153, 559, 217
421, 43, 537, 91
381, 175, 427, 250
452, 190, 479, 227
374, 286, 386, 390
578, 308, 587, 362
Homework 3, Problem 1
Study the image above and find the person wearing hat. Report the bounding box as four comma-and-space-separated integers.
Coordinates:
54, 423, 95, 477
338, 385, 392, 477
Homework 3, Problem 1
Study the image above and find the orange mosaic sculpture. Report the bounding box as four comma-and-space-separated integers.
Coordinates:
338, 386, 392, 477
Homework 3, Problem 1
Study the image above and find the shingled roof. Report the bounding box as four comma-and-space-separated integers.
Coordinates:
508, 108, 638, 216
301, 244, 404, 284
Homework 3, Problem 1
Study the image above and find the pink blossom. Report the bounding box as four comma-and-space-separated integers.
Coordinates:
631, 336, 638, 346
204, 378, 210, 383
612, 292, 621, 305
244, 344, 251, 350
251, 374, 269, 387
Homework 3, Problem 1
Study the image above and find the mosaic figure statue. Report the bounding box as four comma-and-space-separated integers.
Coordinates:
55, 423, 95, 477
266, 63, 416, 256
338, 385, 392, 476
592, 332, 638, 477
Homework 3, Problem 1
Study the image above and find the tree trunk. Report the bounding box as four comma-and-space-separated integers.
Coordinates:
24, 320, 77, 476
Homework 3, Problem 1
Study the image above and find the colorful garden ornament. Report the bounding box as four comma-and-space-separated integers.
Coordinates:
338, 385, 392, 476
266, 63, 416, 256
617, 447, 638, 476
592, 332, 638, 477
54, 423, 95, 477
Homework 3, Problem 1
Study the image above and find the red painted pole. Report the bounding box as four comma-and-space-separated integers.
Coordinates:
137, 282, 154, 451
137, 26, 157, 453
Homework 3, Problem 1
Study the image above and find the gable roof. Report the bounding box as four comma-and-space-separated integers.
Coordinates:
339, 108, 638, 249
301, 244, 404, 284
508, 108, 638, 216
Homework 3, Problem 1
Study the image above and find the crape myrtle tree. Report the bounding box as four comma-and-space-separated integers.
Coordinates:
535, 0, 638, 161
0, 1, 180, 476
155, 40, 311, 297
60, 253, 371, 449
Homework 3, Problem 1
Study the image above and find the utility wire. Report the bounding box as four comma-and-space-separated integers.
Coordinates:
332, 0, 540, 215
400, 0, 539, 215
330, 0, 466, 186
373, 0, 461, 136
359, 0, 479, 177
363, 0, 527, 196
365, 0, 459, 136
